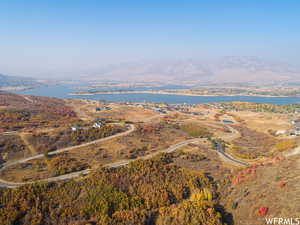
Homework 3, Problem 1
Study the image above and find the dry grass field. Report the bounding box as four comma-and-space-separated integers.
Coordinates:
229, 111, 292, 134
66, 99, 159, 122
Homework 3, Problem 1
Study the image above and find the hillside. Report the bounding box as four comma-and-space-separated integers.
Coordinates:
1, 95, 300, 225
220, 155, 300, 225
0, 156, 224, 225
0, 92, 77, 131
0, 74, 42, 90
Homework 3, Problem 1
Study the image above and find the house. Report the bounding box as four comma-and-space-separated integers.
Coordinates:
153, 107, 166, 114
71, 126, 81, 131
93, 122, 103, 129
275, 130, 287, 136
294, 122, 300, 128
288, 130, 300, 136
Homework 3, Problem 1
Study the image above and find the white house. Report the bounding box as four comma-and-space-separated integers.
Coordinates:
71, 126, 81, 131
275, 130, 287, 136
93, 122, 103, 129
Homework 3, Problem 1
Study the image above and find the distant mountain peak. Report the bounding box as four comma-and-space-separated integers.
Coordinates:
83, 57, 300, 84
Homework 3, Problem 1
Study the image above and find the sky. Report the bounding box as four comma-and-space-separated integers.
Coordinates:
0, 0, 299, 78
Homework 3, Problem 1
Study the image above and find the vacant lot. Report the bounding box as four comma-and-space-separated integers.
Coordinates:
230, 125, 278, 159
0, 152, 89, 182
0, 135, 31, 162
229, 111, 292, 134
63, 121, 189, 164
170, 140, 233, 180
93, 105, 158, 122
26, 124, 125, 154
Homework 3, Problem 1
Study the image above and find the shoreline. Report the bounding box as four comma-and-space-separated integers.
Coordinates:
68, 90, 293, 98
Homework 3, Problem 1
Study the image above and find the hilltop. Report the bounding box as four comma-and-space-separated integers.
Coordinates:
0, 91, 77, 131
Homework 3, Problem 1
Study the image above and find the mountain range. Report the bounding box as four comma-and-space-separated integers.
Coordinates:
1, 57, 300, 89
0, 74, 42, 90
82, 56, 300, 85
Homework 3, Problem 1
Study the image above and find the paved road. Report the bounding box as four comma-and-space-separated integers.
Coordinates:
2, 124, 135, 168
38, 138, 204, 183
0, 136, 203, 188
221, 125, 240, 141
0, 124, 135, 188
216, 142, 249, 167
22, 96, 34, 103
0, 131, 18, 136
0, 122, 248, 188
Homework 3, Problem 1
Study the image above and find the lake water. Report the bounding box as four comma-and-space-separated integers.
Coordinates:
13, 84, 300, 105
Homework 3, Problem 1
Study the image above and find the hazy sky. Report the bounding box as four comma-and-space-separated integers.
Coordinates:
0, 0, 299, 78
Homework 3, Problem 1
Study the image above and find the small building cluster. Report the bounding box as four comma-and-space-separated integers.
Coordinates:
71, 119, 106, 131
275, 119, 300, 136
96, 106, 112, 112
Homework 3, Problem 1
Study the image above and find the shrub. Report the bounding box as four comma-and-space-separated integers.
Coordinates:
258, 207, 269, 217
275, 140, 297, 152
180, 123, 212, 138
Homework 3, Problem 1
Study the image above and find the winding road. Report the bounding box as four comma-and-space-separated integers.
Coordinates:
216, 142, 249, 167
0, 135, 205, 188
214, 125, 249, 167
0, 124, 135, 188
0, 121, 248, 188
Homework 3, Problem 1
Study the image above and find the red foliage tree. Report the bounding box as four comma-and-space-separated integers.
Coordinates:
258, 207, 269, 216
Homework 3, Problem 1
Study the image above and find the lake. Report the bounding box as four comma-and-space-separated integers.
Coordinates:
13, 84, 300, 105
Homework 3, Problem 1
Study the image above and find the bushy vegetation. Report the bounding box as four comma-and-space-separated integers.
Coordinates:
0, 92, 77, 131
70, 125, 124, 145
275, 140, 297, 152
231, 126, 276, 158
230, 145, 257, 160
0, 92, 76, 117
180, 123, 213, 138
136, 124, 162, 135
0, 156, 225, 225
0, 135, 29, 162
28, 125, 124, 153
171, 150, 207, 162
45, 153, 89, 176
